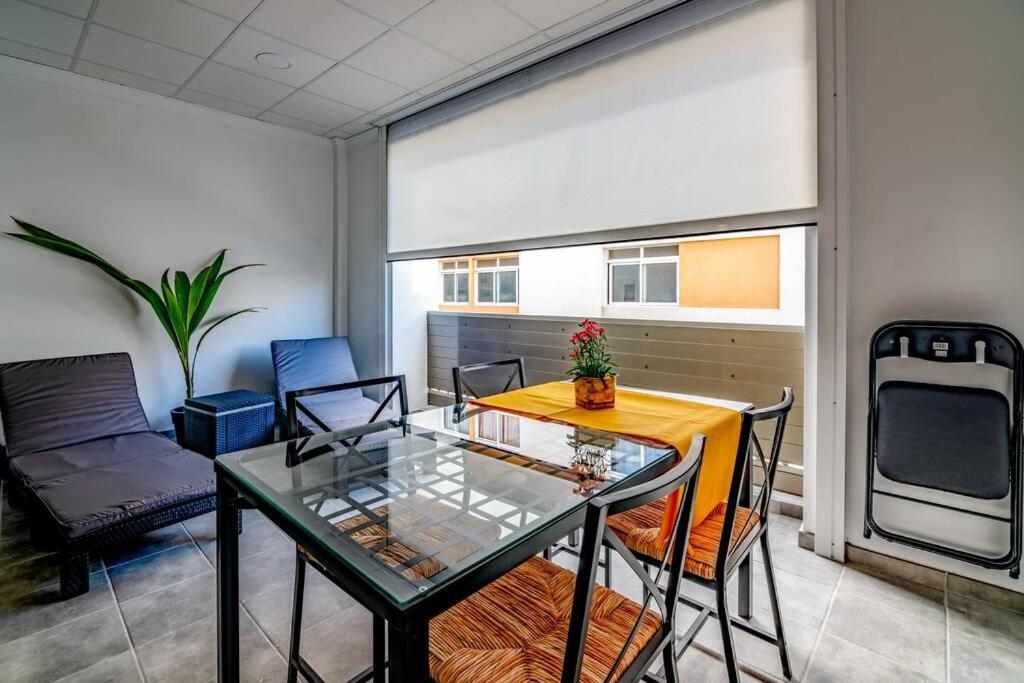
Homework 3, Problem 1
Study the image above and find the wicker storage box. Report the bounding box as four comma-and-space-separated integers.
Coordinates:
184, 390, 274, 456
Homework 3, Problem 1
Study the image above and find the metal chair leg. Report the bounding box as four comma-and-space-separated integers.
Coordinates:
716, 576, 740, 683
372, 614, 385, 683
604, 546, 613, 587
661, 639, 680, 683
287, 552, 307, 683
760, 533, 792, 679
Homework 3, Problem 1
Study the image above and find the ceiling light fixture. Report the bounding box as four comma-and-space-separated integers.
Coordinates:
255, 52, 291, 70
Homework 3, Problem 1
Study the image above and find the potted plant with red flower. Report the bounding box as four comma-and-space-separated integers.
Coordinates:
567, 318, 617, 409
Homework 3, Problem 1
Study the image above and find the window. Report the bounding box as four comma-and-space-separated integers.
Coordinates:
476, 256, 519, 305
607, 245, 678, 304
440, 260, 469, 304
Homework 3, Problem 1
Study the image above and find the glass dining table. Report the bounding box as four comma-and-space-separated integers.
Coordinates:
213, 402, 680, 682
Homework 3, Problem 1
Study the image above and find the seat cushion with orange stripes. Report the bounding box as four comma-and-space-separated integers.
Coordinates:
300, 494, 501, 582
606, 499, 760, 580
429, 556, 663, 683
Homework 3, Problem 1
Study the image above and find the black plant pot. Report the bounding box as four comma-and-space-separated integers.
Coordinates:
170, 406, 186, 446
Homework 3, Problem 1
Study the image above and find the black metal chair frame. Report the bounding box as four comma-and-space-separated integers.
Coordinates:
864, 320, 1023, 578
284, 374, 409, 441
451, 358, 525, 404
609, 389, 795, 683
284, 375, 408, 683
560, 433, 705, 683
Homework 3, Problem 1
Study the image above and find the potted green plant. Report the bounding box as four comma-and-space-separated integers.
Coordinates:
7, 217, 263, 440
567, 318, 617, 409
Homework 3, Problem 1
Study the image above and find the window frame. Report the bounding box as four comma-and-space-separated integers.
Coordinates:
605, 245, 679, 305
475, 256, 519, 306
440, 259, 470, 305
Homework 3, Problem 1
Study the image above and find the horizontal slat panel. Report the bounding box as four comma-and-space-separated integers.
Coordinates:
428, 312, 805, 487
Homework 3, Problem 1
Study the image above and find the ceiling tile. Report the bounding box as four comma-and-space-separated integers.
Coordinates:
341, 0, 430, 26
0, 1, 83, 54
188, 61, 294, 107
257, 111, 330, 135
93, 0, 237, 58
398, 0, 536, 64
373, 89, 423, 115
248, 0, 387, 60
271, 90, 363, 128
178, 88, 262, 116
27, 0, 93, 19
344, 30, 463, 91
417, 65, 477, 96
214, 27, 333, 87
305, 63, 408, 111
75, 59, 179, 96
544, 0, 641, 39
0, 36, 72, 68
472, 32, 549, 71
181, 0, 260, 21
499, 0, 605, 30
79, 25, 204, 84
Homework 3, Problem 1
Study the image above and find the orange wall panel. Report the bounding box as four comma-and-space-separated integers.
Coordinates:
678, 236, 780, 309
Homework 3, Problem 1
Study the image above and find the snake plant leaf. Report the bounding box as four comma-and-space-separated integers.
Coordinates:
186, 250, 223, 328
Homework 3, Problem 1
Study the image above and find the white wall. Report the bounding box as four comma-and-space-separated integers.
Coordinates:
0, 58, 334, 430
391, 259, 440, 410
345, 129, 386, 382
843, 0, 1024, 591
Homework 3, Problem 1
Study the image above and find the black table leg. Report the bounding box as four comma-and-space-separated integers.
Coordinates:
738, 556, 753, 619
217, 473, 241, 682
388, 619, 429, 682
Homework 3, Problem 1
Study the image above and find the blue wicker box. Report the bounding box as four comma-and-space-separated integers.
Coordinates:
183, 390, 274, 457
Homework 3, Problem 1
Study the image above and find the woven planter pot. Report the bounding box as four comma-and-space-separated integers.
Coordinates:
574, 376, 616, 409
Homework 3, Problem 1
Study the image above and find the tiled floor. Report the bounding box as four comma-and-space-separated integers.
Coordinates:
2, 482, 1023, 682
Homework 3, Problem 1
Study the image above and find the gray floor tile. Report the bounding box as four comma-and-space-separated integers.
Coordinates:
823, 590, 946, 680
236, 645, 288, 683
949, 628, 1024, 683
198, 518, 290, 564
763, 517, 843, 590
102, 523, 192, 568
947, 573, 1024, 614
297, 604, 375, 682
182, 510, 216, 543
135, 610, 270, 683
695, 614, 818, 680
947, 592, 1024, 653
0, 607, 131, 682
0, 508, 52, 566
837, 565, 945, 625
0, 569, 113, 645
238, 541, 298, 601
243, 565, 358, 651
728, 561, 834, 630
53, 651, 143, 683
120, 571, 216, 646
107, 543, 212, 602
805, 633, 940, 682
671, 646, 730, 682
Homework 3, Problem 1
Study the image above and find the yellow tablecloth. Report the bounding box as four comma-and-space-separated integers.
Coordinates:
471, 382, 743, 537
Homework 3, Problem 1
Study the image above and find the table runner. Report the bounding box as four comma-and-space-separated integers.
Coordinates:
471, 382, 743, 537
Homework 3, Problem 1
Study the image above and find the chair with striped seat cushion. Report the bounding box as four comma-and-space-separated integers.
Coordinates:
429, 434, 707, 683
429, 555, 661, 683
605, 388, 795, 683
606, 500, 760, 580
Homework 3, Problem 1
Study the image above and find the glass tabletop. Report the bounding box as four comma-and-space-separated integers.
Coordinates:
215, 403, 677, 608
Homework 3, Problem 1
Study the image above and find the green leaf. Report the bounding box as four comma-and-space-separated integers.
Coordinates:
161, 270, 188, 356
186, 250, 223, 329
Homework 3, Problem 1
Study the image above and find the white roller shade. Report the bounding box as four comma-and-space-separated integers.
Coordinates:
387, 0, 816, 258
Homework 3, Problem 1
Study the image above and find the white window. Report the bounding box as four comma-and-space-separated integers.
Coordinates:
476, 256, 519, 305
607, 245, 678, 305
441, 260, 469, 304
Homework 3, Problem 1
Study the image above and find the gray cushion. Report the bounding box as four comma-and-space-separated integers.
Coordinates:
9, 433, 214, 539
296, 395, 396, 433
876, 380, 1011, 499
271, 337, 361, 414
0, 353, 150, 457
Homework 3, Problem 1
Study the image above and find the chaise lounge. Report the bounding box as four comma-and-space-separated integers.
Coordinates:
0, 352, 218, 598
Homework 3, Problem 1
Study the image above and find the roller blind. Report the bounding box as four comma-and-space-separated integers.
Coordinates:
387, 0, 816, 259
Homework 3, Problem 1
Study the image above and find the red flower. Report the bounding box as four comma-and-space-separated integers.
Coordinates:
569, 349, 579, 359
